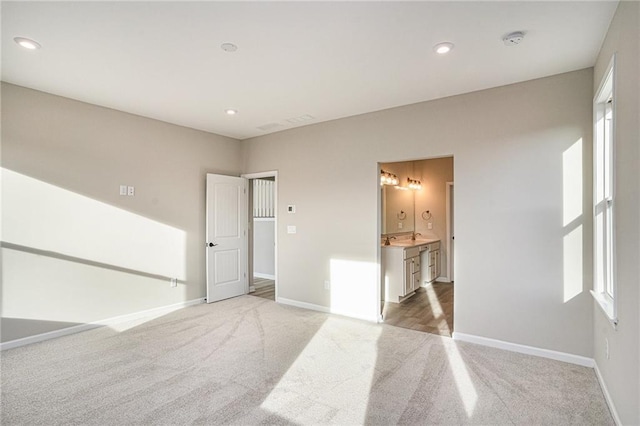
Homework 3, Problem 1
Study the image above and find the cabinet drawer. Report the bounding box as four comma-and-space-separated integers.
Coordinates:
412, 273, 421, 291
413, 256, 421, 273
428, 241, 441, 251
404, 247, 420, 259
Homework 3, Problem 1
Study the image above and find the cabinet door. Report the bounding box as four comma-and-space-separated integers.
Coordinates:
434, 249, 441, 279
403, 259, 413, 296
412, 272, 420, 291
427, 265, 435, 282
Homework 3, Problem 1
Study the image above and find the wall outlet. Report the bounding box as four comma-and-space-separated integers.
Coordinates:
605, 338, 610, 360
127, 186, 135, 196
427, 222, 433, 230
398, 222, 403, 229
324, 280, 330, 290
287, 225, 297, 234
170, 278, 178, 288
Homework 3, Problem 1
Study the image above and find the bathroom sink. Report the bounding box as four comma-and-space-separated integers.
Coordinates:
390, 240, 417, 247
383, 239, 437, 248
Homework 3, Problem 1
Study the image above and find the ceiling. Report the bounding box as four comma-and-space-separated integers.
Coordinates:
2, 1, 618, 140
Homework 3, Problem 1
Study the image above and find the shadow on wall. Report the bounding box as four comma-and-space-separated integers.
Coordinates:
1, 168, 188, 340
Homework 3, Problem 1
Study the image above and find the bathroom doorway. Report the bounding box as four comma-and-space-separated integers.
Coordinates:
378, 156, 454, 337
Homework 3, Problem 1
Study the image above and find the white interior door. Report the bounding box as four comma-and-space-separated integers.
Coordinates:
206, 174, 247, 303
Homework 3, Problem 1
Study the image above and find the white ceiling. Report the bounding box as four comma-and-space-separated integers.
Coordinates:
2, 1, 618, 140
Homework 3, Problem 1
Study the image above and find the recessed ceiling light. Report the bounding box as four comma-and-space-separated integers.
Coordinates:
433, 42, 454, 55
225, 109, 238, 115
221, 43, 238, 52
14, 37, 41, 50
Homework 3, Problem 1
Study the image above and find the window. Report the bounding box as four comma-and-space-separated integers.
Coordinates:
592, 55, 617, 325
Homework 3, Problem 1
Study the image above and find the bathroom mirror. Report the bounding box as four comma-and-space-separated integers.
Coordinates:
381, 160, 417, 235
381, 185, 415, 235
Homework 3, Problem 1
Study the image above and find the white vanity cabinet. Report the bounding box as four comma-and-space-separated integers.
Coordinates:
422, 241, 441, 284
382, 241, 437, 303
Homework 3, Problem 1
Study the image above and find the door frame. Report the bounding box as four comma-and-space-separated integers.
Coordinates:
445, 181, 454, 282
242, 171, 278, 302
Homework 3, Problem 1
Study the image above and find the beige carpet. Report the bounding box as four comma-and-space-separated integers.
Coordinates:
1, 295, 613, 425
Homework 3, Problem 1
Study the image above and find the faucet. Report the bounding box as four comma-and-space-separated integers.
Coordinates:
411, 232, 422, 241
384, 236, 396, 246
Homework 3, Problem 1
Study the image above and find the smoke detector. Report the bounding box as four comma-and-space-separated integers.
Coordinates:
503, 31, 525, 46
221, 43, 238, 52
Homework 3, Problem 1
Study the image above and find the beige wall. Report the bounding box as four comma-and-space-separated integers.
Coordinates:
592, 1, 640, 424
1, 83, 242, 341
243, 68, 595, 356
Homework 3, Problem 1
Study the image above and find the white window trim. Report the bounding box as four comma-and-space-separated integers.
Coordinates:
591, 54, 618, 328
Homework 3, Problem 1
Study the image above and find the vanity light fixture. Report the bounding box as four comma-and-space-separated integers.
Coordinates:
433, 42, 454, 55
407, 177, 422, 190
14, 37, 41, 50
380, 170, 399, 186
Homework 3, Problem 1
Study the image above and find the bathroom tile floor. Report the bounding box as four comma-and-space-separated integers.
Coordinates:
382, 282, 454, 337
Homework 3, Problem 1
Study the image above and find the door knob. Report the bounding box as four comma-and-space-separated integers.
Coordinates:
207, 242, 218, 247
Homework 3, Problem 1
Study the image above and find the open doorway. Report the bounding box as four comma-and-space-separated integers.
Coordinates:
378, 157, 454, 337
244, 172, 278, 301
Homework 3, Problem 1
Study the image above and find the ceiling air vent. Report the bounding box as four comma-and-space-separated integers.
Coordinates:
285, 114, 315, 124
257, 123, 282, 131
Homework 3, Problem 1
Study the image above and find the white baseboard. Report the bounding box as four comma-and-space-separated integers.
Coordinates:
249, 286, 256, 293
0, 298, 205, 351
436, 277, 451, 283
254, 273, 275, 280
276, 297, 378, 323
452, 332, 595, 368
277, 297, 330, 313
594, 362, 622, 425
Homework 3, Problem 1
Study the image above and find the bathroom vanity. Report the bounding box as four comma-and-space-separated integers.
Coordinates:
381, 239, 441, 303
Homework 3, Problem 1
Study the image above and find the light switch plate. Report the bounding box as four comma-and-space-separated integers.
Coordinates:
287, 225, 297, 234
119, 185, 128, 196
427, 222, 433, 230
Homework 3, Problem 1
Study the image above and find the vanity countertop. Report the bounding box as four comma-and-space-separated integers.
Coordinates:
381, 238, 440, 249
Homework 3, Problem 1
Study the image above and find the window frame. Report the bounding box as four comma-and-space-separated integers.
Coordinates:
591, 54, 618, 327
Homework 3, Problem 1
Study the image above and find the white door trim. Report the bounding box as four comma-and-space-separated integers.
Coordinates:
445, 181, 454, 282
376, 163, 384, 322
242, 171, 278, 301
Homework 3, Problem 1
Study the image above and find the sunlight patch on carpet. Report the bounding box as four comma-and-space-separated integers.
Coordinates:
260, 317, 381, 422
